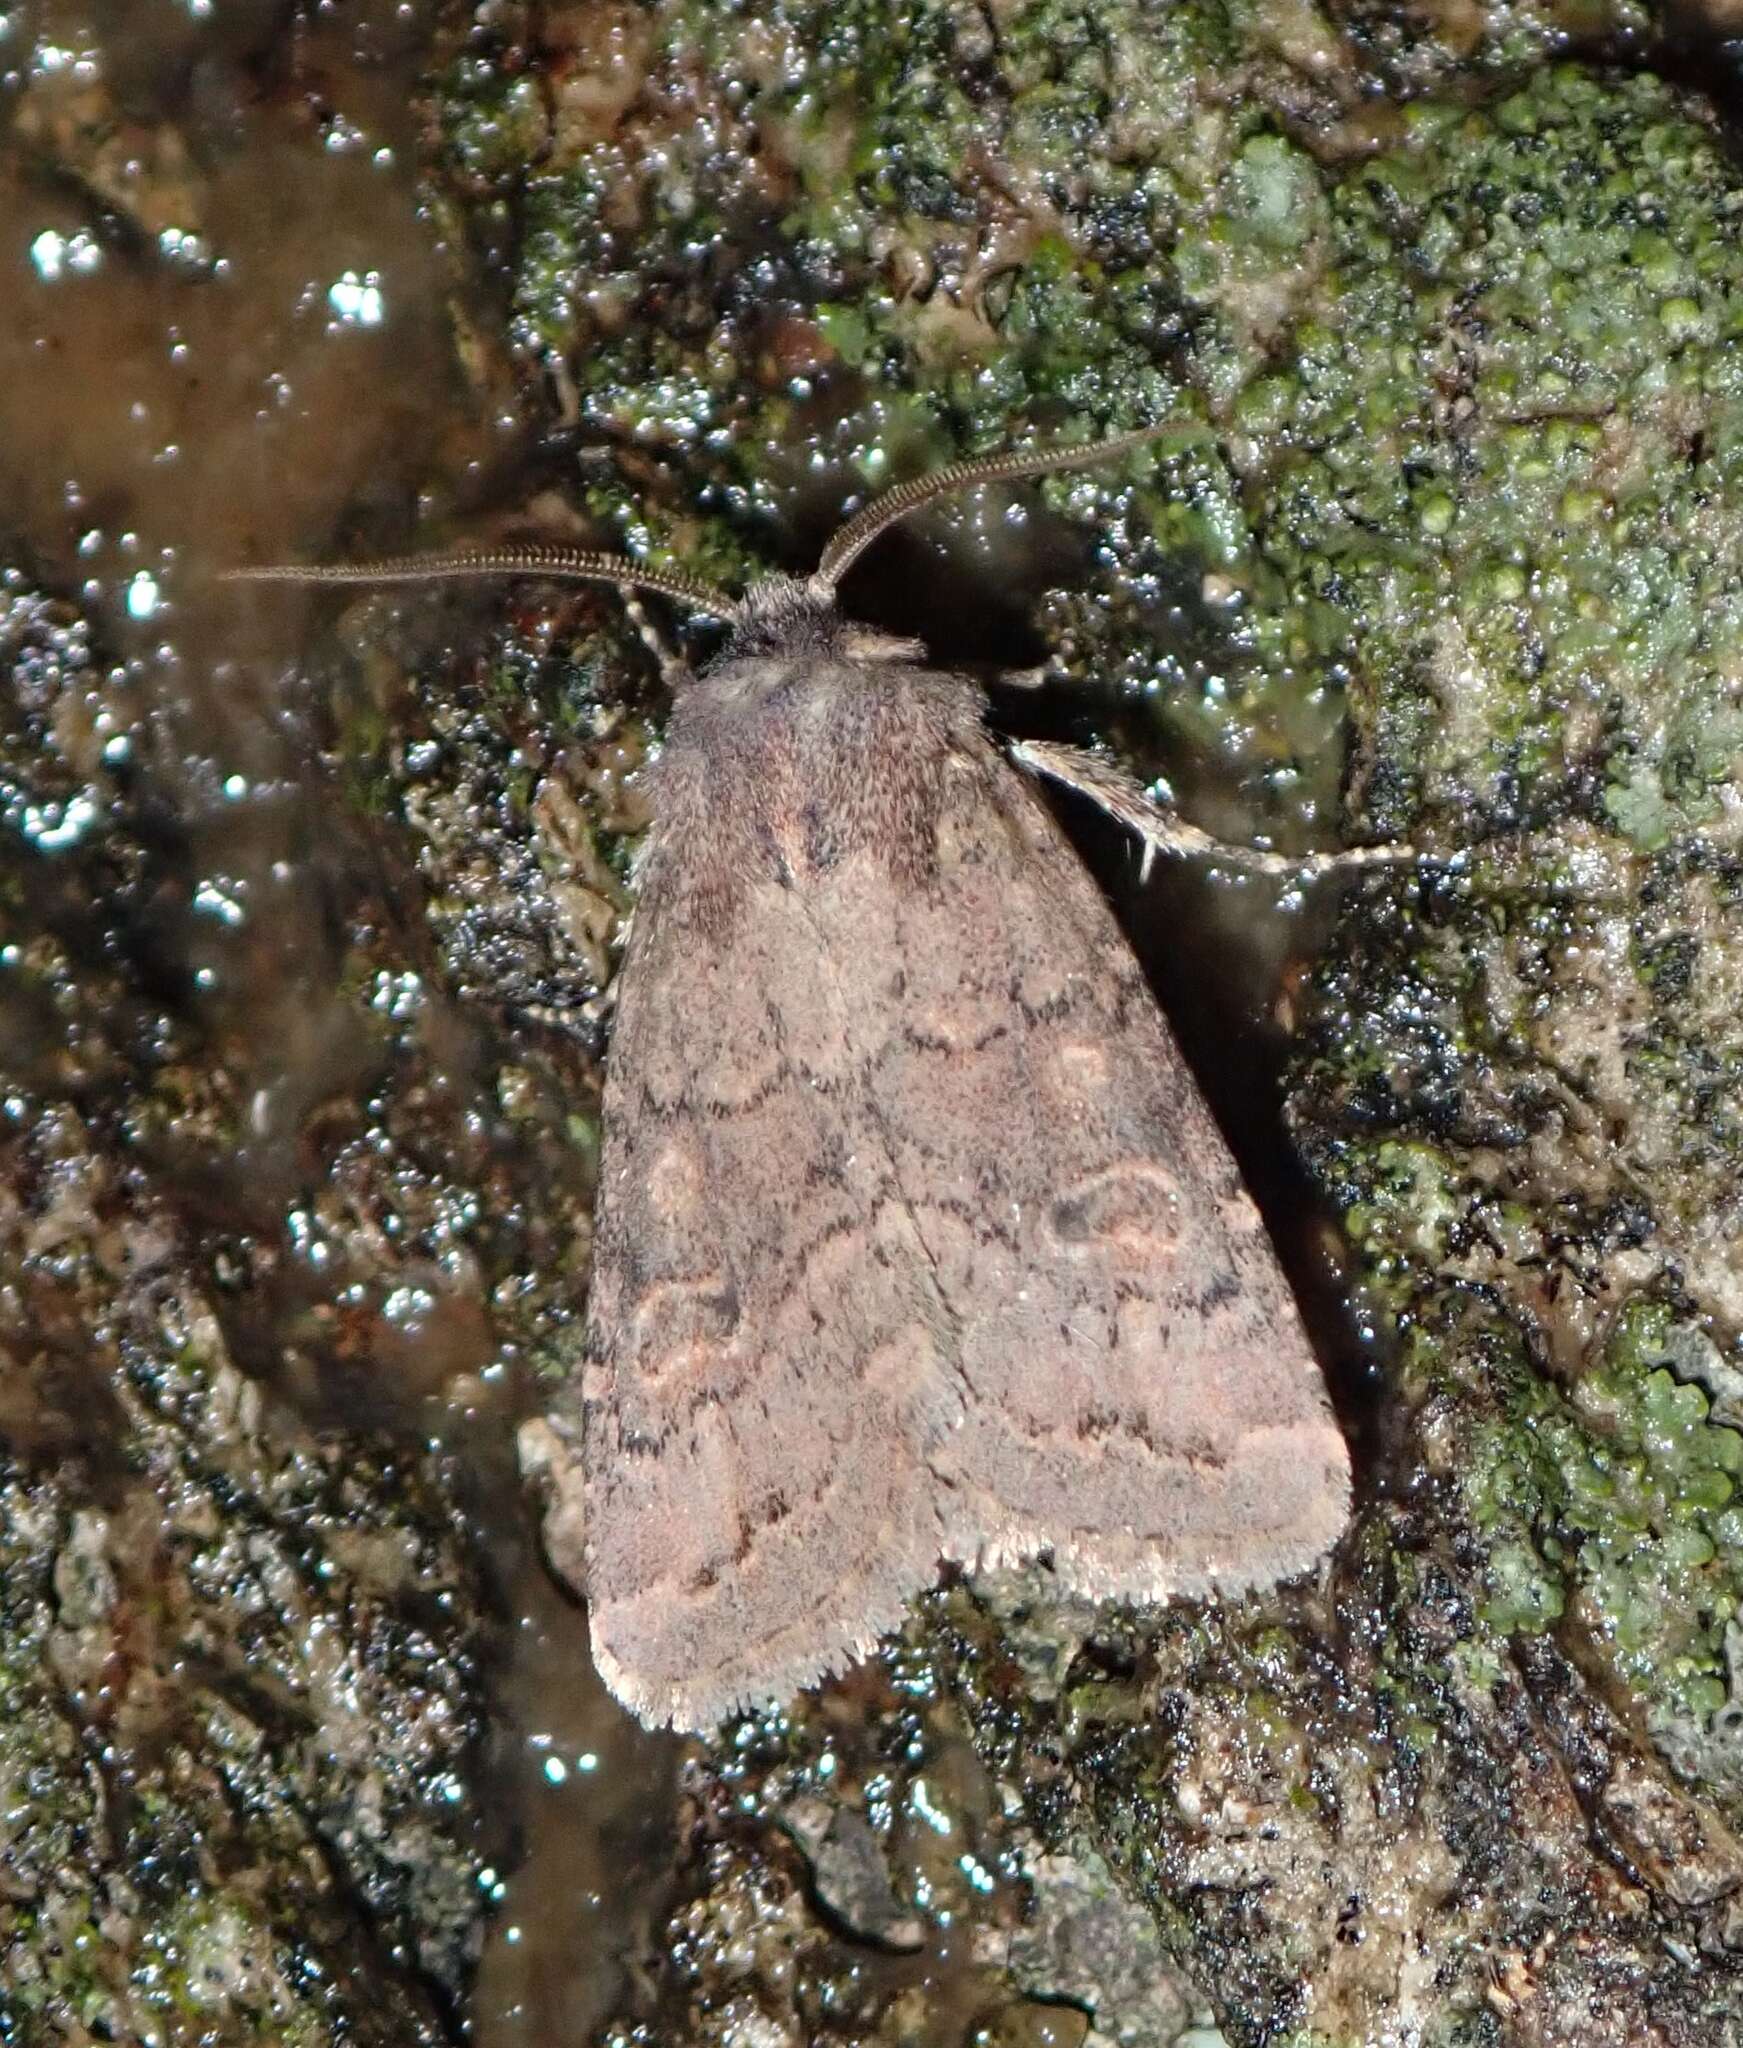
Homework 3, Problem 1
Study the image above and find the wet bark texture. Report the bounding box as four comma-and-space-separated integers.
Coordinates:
0, 582, 487, 2037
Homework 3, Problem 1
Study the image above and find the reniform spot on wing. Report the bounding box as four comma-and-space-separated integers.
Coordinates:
1048, 1164, 1183, 1259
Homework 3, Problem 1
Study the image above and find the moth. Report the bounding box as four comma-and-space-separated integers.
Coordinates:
238, 430, 1375, 1732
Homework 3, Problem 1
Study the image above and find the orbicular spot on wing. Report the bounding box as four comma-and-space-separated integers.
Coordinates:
628, 1275, 741, 1389
1048, 1163, 1182, 1259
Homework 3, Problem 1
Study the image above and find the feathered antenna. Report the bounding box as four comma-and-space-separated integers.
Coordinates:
223, 422, 1182, 614
813, 422, 1178, 589
223, 543, 741, 622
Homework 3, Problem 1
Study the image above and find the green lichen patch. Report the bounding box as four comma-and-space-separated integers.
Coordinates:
1461, 1305, 1743, 1723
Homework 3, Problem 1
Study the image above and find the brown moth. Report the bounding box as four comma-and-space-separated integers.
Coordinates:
237, 431, 1364, 1732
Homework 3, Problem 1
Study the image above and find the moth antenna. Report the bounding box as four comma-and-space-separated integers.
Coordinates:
222, 544, 742, 622
813, 422, 1178, 589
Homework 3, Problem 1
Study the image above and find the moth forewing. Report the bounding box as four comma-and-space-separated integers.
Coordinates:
562, 614, 1349, 1733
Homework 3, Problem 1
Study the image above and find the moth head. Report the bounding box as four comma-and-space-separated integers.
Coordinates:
721, 571, 924, 666
722, 571, 837, 658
